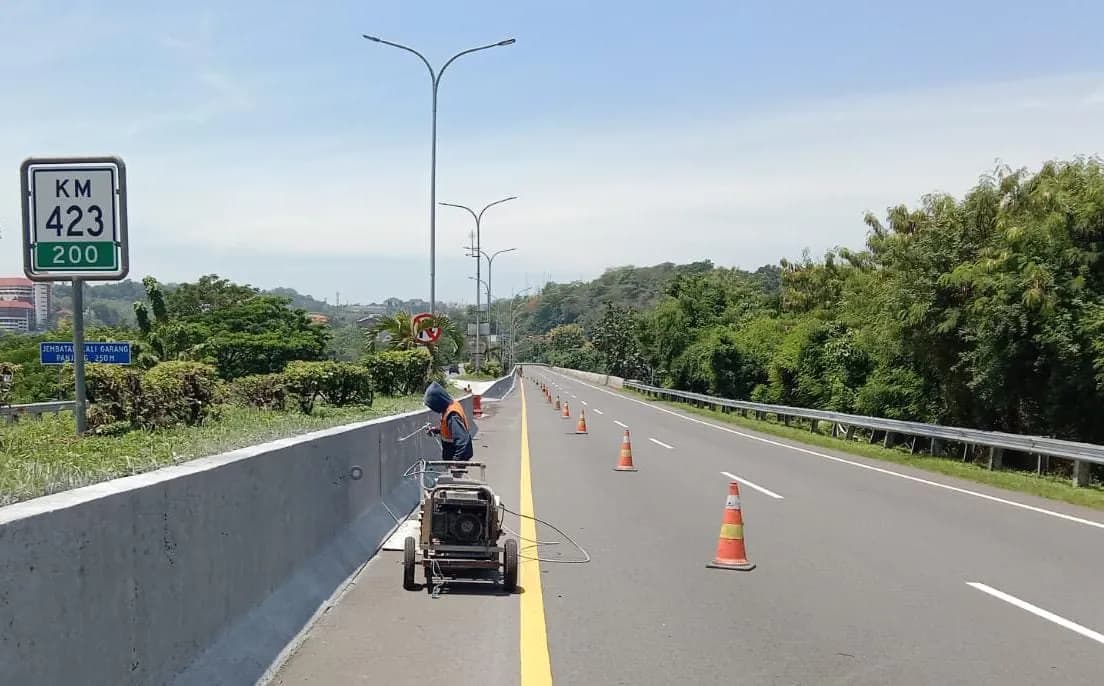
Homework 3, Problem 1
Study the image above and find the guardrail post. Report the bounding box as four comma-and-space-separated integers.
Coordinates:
1073, 460, 1091, 487
909, 436, 919, 454
809, 419, 818, 434
782, 415, 790, 426
831, 423, 839, 438
845, 425, 855, 441
931, 438, 943, 456
988, 446, 1003, 470
883, 432, 897, 448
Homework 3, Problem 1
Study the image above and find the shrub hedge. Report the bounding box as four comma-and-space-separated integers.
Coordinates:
75, 351, 418, 431
282, 360, 374, 414
83, 361, 220, 433
362, 348, 432, 396
230, 373, 288, 410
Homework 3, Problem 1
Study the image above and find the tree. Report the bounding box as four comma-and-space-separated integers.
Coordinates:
590, 302, 647, 378
166, 274, 259, 318
133, 276, 328, 379
369, 311, 463, 368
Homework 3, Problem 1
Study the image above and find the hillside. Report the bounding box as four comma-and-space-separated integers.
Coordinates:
47, 278, 439, 329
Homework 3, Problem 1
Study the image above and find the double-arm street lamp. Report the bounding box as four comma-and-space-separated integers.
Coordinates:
442, 196, 516, 371
467, 246, 517, 308
362, 35, 515, 314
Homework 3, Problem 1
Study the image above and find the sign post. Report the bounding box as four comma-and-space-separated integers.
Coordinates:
21, 156, 129, 434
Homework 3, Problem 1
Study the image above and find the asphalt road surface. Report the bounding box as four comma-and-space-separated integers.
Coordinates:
271, 370, 1104, 685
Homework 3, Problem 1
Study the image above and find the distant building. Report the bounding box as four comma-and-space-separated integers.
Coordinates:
356, 313, 386, 329
0, 277, 49, 332
0, 300, 34, 333
307, 313, 329, 325
362, 303, 389, 316
33, 283, 51, 330
0, 277, 33, 302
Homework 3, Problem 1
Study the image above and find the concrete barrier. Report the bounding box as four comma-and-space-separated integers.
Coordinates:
480, 369, 519, 400
550, 366, 624, 389
0, 399, 470, 686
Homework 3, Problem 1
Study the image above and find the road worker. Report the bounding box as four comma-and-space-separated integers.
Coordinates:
422, 381, 474, 462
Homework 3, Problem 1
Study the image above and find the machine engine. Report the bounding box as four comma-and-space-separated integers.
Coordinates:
430, 485, 496, 546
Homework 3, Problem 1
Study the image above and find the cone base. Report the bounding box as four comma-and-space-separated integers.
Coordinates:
706, 560, 756, 571
576, 430, 588, 434
613, 466, 638, 472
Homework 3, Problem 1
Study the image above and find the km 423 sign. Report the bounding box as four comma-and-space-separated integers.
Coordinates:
21, 156, 129, 281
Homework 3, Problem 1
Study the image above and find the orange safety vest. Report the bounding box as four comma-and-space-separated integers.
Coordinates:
439, 400, 469, 441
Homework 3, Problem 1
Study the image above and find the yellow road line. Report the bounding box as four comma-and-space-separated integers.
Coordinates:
519, 381, 553, 685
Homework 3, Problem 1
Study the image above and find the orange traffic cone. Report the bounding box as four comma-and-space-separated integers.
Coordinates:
613, 430, 637, 471
576, 409, 588, 434
706, 482, 755, 571
554, 396, 561, 410
562, 401, 570, 418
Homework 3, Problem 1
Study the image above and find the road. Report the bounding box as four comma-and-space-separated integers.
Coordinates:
271, 369, 1104, 685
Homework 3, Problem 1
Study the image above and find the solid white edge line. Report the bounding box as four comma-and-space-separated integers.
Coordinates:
614, 420, 628, 429
721, 471, 785, 499
543, 369, 1104, 531
592, 408, 604, 415
967, 582, 1104, 645
649, 437, 675, 450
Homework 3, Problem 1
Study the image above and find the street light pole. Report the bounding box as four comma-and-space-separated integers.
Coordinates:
362, 35, 515, 315
507, 287, 533, 370
472, 247, 516, 351
441, 196, 516, 371
479, 247, 517, 308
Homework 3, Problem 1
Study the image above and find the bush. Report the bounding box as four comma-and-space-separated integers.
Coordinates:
83, 361, 220, 432
283, 361, 328, 414
83, 365, 145, 430
363, 349, 432, 396
143, 362, 221, 427
282, 360, 374, 414
481, 360, 504, 378
231, 373, 288, 410
0, 362, 20, 406
321, 362, 373, 407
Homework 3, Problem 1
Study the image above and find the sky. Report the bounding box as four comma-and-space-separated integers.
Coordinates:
1, 0, 1102, 305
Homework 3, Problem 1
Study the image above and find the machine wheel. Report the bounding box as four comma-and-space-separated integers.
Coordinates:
402, 537, 417, 591
502, 538, 519, 593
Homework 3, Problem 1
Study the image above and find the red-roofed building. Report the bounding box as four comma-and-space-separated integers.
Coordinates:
0, 276, 50, 332
0, 300, 35, 333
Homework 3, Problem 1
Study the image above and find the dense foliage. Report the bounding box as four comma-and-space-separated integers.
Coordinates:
134, 276, 329, 379
0, 275, 440, 432
82, 361, 221, 434
519, 159, 1104, 444
361, 348, 435, 396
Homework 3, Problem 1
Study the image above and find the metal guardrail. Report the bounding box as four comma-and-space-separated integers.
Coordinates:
1, 400, 75, 423
624, 381, 1103, 484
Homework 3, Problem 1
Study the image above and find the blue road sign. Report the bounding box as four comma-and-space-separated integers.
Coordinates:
40, 342, 132, 365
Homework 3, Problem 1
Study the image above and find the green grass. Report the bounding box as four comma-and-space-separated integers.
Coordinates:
0, 396, 423, 507
456, 372, 498, 382
625, 391, 1104, 511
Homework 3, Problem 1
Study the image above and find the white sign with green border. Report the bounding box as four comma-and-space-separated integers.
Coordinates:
21, 156, 129, 281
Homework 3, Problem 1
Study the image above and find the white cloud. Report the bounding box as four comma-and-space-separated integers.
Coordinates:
2, 70, 1103, 297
